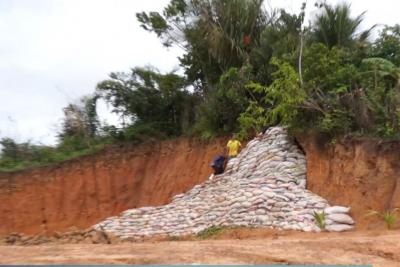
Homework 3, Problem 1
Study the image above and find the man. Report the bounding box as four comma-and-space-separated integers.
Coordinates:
210, 155, 226, 175
226, 134, 242, 159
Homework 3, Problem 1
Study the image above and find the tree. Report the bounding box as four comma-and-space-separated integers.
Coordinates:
312, 2, 375, 48
194, 65, 254, 136
57, 94, 100, 152
372, 25, 400, 66
0, 137, 52, 166
0, 137, 20, 161
59, 94, 99, 139
137, 0, 271, 95
96, 67, 194, 136
250, 7, 305, 85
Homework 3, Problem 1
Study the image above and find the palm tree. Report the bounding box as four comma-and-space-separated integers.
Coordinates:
312, 2, 375, 48
198, 0, 269, 70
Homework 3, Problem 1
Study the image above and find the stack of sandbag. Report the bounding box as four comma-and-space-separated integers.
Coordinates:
92, 127, 354, 240
324, 206, 354, 232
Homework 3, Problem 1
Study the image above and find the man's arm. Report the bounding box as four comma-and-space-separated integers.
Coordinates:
225, 141, 231, 156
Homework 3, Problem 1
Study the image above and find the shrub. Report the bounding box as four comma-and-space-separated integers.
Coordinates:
366, 208, 400, 230
313, 211, 326, 231
238, 43, 400, 139
196, 226, 224, 239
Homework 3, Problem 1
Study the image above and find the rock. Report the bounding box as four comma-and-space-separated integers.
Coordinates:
90, 231, 110, 244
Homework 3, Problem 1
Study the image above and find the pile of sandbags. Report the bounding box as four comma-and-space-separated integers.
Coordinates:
93, 127, 354, 239
324, 206, 354, 232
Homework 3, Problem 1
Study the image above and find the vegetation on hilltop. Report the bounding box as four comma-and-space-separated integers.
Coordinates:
2, 0, 400, 171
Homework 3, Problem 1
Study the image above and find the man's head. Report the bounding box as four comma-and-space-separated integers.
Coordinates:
231, 133, 237, 140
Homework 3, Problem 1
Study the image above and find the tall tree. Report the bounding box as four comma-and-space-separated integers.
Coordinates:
96, 67, 194, 136
137, 0, 270, 95
312, 2, 374, 48
58, 94, 99, 142
372, 25, 400, 66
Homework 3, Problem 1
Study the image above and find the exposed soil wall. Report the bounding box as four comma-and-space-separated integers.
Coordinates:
1, 133, 400, 235
297, 135, 400, 229
0, 138, 226, 235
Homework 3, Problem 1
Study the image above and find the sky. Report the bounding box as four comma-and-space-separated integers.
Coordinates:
0, 0, 399, 145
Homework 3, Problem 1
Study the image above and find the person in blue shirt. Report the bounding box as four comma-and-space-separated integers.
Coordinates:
210, 155, 226, 175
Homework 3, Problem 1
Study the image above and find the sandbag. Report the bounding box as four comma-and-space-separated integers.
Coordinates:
324, 206, 350, 214
326, 224, 354, 232
324, 219, 334, 225
326, 213, 354, 225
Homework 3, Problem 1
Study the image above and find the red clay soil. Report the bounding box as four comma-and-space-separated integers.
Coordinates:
297, 134, 400, 230
0, 230, 399, 266
0, 138, 227, 235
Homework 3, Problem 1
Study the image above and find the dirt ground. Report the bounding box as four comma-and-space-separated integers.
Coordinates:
0, 230, 399, 266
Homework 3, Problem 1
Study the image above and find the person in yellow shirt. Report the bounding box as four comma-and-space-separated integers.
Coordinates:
226, 134, 242, 158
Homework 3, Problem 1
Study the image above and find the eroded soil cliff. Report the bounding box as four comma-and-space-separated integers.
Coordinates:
0, 134, 399, 235
297, 135, 400, 229
0, 138, 226, 235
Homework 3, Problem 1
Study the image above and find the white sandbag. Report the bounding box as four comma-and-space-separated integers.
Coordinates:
326, 224, 354, 232
324, 219, 334, 225
326, 213, 354, 225
324, 206, 350, 214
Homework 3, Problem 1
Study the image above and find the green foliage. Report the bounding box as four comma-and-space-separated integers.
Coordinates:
252, 8, 303, 73
239, 41, 400, 139
0, 136, 108, 172
359, 57, 400, 136
237, 101, 268, 139
101, 122, 169, 142
361, 57, 400, 85
193, 66, 253, 137
238, 57, 305, 136
196, 226, 224, 239
372, 25, 400, 66
366, 208, 400, 230
135, 0, 280, 135
312, 211, 326, 231
58, 94, 100, 143
137, 0, 270, 94
256, 58, 304, 125
312, 2, 375, 48
97, 67, 195, 137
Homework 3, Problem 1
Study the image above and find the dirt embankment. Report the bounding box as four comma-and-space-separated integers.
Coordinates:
1, 133, 400, 235
0, 138, 226, 235
297, 135, 400, 229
